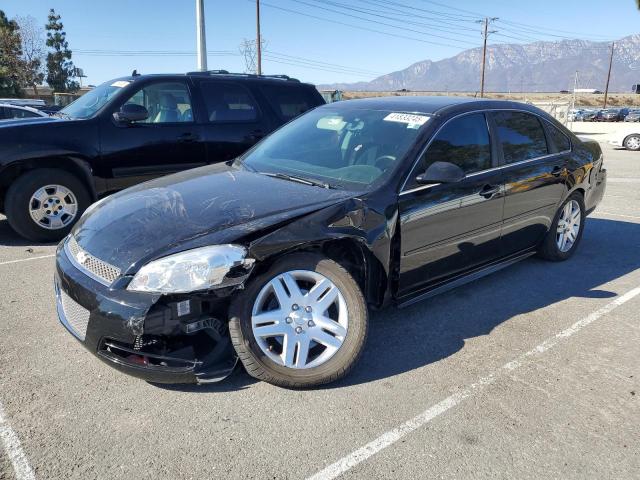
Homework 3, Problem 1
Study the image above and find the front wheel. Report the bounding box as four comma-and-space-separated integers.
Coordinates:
229, 253, 368, 388
5, 168, 91, 242
538, 193, 585, 261
623, 134, 640, 151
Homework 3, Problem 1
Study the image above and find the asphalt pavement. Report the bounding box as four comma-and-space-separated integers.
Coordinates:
0, 143, 638, 480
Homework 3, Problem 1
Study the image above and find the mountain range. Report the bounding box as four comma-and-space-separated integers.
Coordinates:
319, 34, 640, 93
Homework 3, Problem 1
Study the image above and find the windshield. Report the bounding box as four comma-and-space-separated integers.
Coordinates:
240, 107, 428, 190
60, 80, 130, 119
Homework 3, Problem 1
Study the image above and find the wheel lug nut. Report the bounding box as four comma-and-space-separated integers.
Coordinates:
285, 317, 292, 324
295, 326, 303, 334
308, 320, 315, 327
292, 304, 299, 311
305, 306, 312, 313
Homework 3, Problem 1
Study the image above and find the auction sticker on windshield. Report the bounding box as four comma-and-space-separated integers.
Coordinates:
110, 80, 131, 88
384, 112, 429, 129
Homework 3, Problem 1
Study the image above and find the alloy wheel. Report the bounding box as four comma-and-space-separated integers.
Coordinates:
556, 199, 581, 253
29, 184, 78, 230
251, 270, 348, 369
625, 136, 640, 150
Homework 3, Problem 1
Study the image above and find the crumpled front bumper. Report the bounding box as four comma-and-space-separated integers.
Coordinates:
55, 242, 237, 384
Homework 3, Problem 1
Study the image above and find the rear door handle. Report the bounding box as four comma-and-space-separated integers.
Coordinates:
551, 166, 564, 176
479, 184, 500, 198
178, 132, 199, 143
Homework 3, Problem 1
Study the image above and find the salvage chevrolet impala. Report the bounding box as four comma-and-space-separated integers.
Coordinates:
54, 97, 607, 387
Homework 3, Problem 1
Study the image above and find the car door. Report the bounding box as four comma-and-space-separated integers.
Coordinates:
490, 110, 569, 255
398, 112, 505, 297
100, 79, 207, 190
196, 80, 271, 163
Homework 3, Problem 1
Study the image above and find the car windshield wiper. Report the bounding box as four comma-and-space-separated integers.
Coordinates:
261, 172, 333, 189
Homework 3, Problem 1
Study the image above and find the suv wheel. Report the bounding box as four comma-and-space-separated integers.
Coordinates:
229, 253, 368, 388
538, 193, 585, 261
624, 134, 640, 151
5, 168, 91, 242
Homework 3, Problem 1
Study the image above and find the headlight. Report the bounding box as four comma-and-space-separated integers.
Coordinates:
127, 245, 254, 293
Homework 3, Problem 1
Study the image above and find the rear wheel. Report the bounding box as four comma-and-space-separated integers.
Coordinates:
5, 169, 91, 242
623, 134, 640, 151
538, 193, 585, 261
229, 253, 368, 388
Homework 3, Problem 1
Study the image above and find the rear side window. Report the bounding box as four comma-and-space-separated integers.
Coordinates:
545, 121, 571, 152
200, 82, 259, 122
260, 84, 317, 121
493, 111, 548, 164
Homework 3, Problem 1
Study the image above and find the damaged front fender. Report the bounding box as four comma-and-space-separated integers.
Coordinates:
246, 195, 399, 307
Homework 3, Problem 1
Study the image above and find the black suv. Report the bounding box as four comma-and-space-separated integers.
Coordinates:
0, 71, 325, 241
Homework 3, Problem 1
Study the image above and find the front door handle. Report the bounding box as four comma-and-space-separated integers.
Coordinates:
178, 132, 199, 143
551, 166, 564, 176
479, 184, 500, 198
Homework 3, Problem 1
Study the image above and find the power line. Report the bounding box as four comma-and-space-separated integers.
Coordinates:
256, 0, 479, 49
287, 0, 478, 47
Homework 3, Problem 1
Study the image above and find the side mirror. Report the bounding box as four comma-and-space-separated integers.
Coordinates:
416, 161, 466, 184
113, 103, 148, 123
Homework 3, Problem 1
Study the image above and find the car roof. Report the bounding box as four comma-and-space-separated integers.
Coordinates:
0, 103, 45, 114
111, 72, 316, 88
318, 96, 543, 115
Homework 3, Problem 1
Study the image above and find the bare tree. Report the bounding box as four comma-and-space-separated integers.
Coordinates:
15, 15, 45, 95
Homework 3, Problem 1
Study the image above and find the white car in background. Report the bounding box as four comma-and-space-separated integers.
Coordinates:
0, 103, 49, 121
609, 128, 640, 151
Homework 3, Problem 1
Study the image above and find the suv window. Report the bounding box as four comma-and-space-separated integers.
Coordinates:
124, 82, 193, 123
407, 113, 491, 189
545, 121, 571, 152
8, 107, 40, 119
493, 111, 548, 163
200, 82, 259, 122
260, 84, 315, 121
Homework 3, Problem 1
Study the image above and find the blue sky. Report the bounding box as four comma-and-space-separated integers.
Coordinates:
4, 0, 640, 86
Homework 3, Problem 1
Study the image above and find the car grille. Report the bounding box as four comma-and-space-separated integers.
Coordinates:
66, 236, 121, 286
59, 289, 90, 341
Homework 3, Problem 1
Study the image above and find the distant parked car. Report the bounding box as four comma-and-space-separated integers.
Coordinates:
582, 110, 601, 122
568, 109, 587, 121
624, 109, 640, 122
609, 128, 640, 150
0, 71, 325, 241
0, 103, 48, 121
599, 108, 629, 122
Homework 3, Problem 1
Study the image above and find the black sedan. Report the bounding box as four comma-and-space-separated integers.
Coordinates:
54, 97, 607, 387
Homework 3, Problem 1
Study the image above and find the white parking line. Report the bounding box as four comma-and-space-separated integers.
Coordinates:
0, 254, 55, 266
307, 286, 640, 480
0, 402, 35, 480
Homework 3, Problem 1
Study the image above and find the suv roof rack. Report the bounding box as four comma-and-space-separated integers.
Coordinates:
186, 70, 300, 82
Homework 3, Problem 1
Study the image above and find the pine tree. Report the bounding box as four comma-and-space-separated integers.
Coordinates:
0, 10, 25, 97
45, 9, 78, 93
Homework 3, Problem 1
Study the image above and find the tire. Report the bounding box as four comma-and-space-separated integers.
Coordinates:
229, 252, 368, 388
5, 168, 91, 242
623, 134, 640, 151
538, 192, 585, 262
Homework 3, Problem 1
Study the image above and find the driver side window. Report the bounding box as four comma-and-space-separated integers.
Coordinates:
407, 113, 492, 189
123, 82, 193, 123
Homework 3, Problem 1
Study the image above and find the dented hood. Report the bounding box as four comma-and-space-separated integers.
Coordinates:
72, 163, 356, 273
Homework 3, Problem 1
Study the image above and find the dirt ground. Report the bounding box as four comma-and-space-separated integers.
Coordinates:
342, 91, 640, 108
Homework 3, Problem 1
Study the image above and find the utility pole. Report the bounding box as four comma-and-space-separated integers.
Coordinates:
195, 0, 207, 71
603, 42, 615, 108
256, 0, 262, 75
570, 71, 578, 128
477, 17, 498, 98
